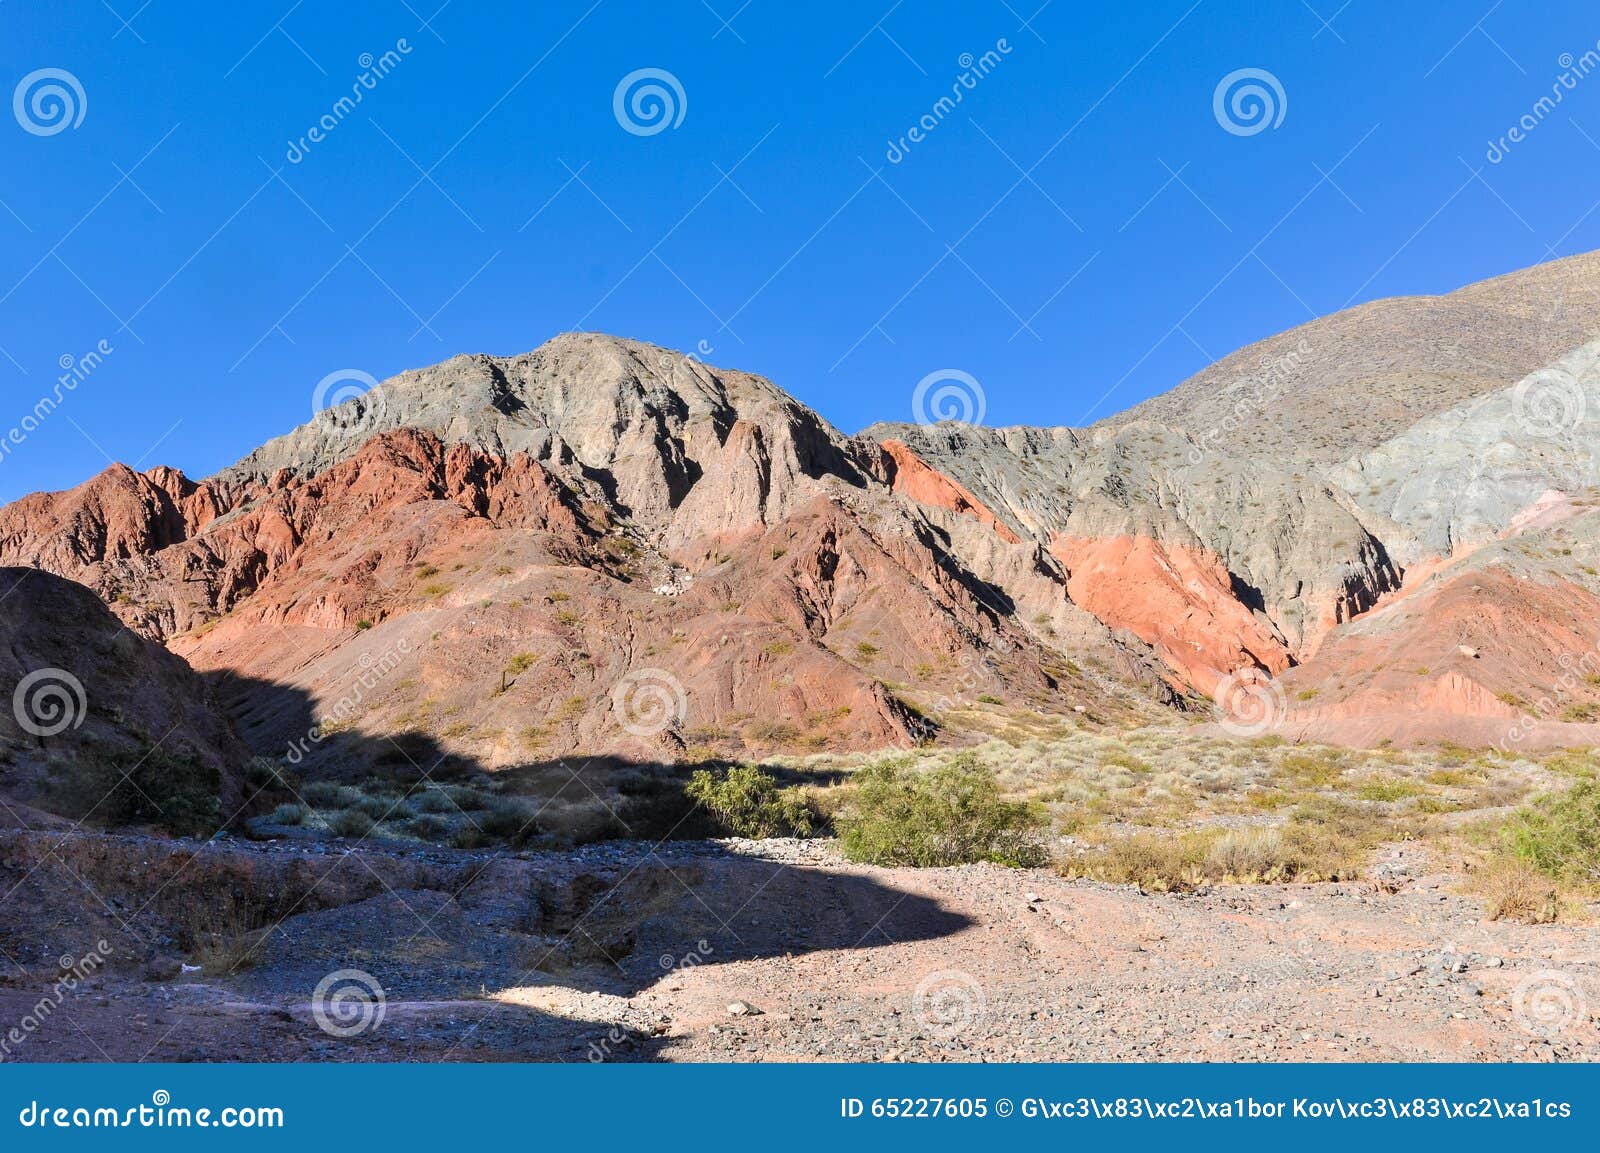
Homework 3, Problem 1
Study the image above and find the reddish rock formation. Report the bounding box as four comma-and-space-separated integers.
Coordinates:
880, 439, 1020, 543
1047, 533, 1292, 694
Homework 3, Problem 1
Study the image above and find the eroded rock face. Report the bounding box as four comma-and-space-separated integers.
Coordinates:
1046, 533, 1291, 695
0, 337, 1162, 766
3, 290, 1599, 755
867, 419, 1400, 681
0, 567, 249, 825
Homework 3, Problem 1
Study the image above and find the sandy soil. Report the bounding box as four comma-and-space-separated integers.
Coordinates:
1, 838, 1595, 1063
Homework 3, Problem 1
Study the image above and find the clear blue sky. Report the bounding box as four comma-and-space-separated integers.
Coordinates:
3, 1, 1599, 500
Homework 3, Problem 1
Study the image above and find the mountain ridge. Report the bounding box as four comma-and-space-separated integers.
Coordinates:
3, 251, 1600, 755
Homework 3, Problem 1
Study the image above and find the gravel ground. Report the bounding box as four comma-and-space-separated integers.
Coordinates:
1, 837, 1596, 1063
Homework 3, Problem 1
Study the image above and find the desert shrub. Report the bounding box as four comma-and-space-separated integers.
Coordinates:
269, 803, 306, 825
1473, 856, 1560, 923
451, 826, 494, 850
1500, 780, 1600, 882
243, 756, 288, 791
685, 765, 815, 838
404, 813, 450, 840
302, 781, 359, 808
413, 789, 458, 814
476, 798, 541, 843
180, 891, 271, 975
1204, 828, 1288, 876
1069, 802, 1378, 891
1066, 831, 1210, 892
44, 747, 221, 837
350, 794, 395, 820
836, 754, 1046, 867
743, 719, 801, 745
1354, 776, 1423, 803
327, 809, 376, 838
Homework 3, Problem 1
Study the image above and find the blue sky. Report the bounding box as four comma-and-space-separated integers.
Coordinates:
3, 0, 1600, 500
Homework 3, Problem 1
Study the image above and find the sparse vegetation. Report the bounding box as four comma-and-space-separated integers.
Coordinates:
1499, 779, 1600, 883
328, 809, 376, 838
43, 746, 221, 837
685, 765, 815, 838
836, 754, 1046, 868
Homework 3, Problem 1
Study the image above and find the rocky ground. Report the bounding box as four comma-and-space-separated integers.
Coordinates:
2, 836, 1595, 1063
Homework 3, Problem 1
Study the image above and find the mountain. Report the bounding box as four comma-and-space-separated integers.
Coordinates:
0, 335, 1163, 775
0, 566, 249, 832
2, 252, 1599, 760
1101, 248, 1600, 464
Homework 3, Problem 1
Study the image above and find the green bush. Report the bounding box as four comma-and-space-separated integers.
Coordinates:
835, 754, 1045, 867
302, 781, 359, 808
476, 797, 540, 843
327, 808, 376, 838
685, 764, 814, 838
413, 789, 458, 814
269, 803, 306, 825
44, 747, 221, 837
1502, 781, 1600, 882
404, 813, 450, 840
